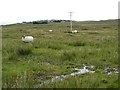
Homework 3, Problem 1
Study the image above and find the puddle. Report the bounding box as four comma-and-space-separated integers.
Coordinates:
105, 67, 119, 75
34, 64, 119, 87
34, 64, 95, 87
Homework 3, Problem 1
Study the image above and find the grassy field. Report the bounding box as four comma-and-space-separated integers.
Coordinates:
2, 20, 118, 88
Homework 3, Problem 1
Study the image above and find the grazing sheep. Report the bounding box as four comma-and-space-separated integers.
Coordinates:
71, 30, 78, 33
49, 30, 53, 32
74, 30, 78, 33
22, 35, 33, 43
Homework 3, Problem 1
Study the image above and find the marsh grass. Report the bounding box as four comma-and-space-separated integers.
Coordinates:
47, 43, 65, 50
17, 47, 32, 55
69, 41, 86, 47
41, 73, 118, 88
61, 50, 78, 61
87, 31, 99, 34
2, 20, 118, 88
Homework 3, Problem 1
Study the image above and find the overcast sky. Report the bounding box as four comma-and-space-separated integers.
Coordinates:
0, 0, 119, 25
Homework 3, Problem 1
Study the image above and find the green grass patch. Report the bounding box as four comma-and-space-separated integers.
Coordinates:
2, 20, 118, 88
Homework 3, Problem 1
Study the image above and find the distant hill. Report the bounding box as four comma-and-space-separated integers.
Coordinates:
1, 19, 118, 26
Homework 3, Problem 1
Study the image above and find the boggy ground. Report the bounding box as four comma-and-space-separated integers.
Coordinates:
2, 20, 118, 88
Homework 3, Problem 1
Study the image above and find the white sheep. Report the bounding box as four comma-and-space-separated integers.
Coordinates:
48, 30, 53, 32
22, 35, 33, 43
71, 30, 78, 33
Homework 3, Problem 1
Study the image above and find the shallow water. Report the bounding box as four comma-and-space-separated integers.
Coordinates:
105, 67, 119, 75
34, 64, 119, 87
34, 65, 95, 87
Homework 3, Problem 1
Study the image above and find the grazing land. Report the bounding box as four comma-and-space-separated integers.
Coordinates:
2, 20, 118, 88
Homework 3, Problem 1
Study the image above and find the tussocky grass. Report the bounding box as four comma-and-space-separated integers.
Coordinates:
2, 20, 118, 88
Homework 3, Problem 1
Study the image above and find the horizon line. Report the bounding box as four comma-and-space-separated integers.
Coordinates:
0, 18, 118, 26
